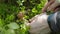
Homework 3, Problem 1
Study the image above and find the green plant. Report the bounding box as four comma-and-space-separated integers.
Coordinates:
0, 0, 47, 34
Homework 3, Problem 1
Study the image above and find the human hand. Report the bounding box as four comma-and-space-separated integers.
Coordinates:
42, 8, 47, 13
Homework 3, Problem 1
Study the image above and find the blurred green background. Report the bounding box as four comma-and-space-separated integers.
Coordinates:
0, 0, 47, 34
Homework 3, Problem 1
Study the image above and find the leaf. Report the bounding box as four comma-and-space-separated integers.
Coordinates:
6, 14, 15, 21
32, 8, 37, 13
0, 19, 4, 27
0, 27, 6, 34
5, 29, 15, 34
8, 22, 19, 29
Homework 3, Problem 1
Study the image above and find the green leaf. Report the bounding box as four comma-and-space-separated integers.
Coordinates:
8, 22, 19, 29
5, 29, 15, 34
6, 14, 15, 21
0, 27, 6, 34
0, 19, 4, 27
32, 8, 37, 13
